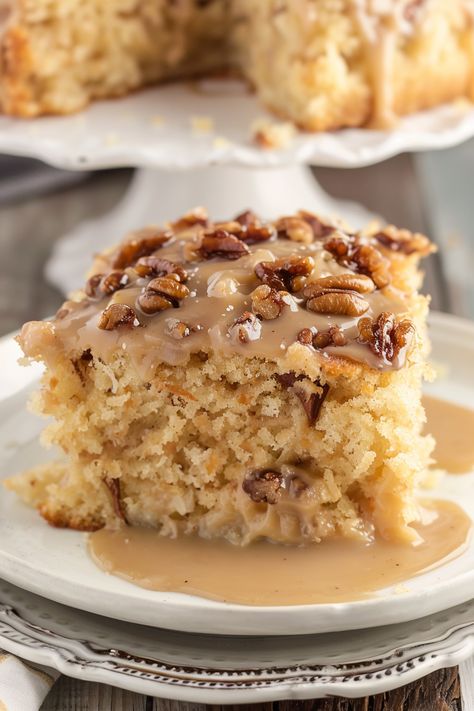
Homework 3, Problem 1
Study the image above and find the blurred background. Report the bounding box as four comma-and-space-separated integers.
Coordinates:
0, 141, 473, 338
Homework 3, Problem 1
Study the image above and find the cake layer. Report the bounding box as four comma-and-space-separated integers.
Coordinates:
6, 208, 435, 545
0, 0, 473, 129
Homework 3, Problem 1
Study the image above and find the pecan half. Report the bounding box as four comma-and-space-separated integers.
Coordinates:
98, 303, 138, 330
358, 312, 415, 364
251, 284, 285, 320
198, 229, 250, 260
103, 477, 128, 523
306, 292, 369, 317
275, 372, 329, 425
304, 273, 375, 296
242, 469, 282, 504
228, 311, 262, 344
275, 216, 314, 245
138, 275, 189, 314
324, 235, 390, 289
112, 228, 172, 269
135, 256, 188, 282
255, 254, 314, 292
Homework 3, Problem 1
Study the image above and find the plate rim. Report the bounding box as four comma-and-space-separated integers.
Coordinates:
0, 311, 473, 637
1, 581, 474, 702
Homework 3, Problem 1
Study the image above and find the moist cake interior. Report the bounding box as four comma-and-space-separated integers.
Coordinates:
5, 208, 435, 546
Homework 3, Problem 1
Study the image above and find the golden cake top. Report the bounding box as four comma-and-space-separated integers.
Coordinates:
20, 208, 433, 374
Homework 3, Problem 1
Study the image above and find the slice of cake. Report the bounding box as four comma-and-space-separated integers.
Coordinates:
6, 208, 434, 545
0, 0, 472, 130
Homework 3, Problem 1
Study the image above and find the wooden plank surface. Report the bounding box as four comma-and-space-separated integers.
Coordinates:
40, 668, 462, 711
0, 158, 471, 711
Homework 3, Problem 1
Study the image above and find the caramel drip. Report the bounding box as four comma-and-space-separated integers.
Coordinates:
89, 499, 470, 605
350, 0, 424, 128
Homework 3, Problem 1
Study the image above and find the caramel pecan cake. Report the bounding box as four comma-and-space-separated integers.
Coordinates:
5, 208, 435, 545
1, 1, 473, 129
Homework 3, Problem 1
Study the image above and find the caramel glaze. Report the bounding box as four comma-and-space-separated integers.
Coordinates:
21, 221, 418, 379
89, 499, 470, 605
423, 395, 474, 474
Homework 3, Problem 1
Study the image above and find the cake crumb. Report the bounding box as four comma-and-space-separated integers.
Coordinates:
251, 118, 296, 149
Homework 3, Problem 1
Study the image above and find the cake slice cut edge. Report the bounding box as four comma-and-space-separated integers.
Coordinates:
5, 208, 436, 546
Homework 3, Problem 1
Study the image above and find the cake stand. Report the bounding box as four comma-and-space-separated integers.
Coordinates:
0, 79, 473, 291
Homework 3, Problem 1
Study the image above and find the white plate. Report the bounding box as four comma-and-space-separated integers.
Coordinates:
0, 312, 473, 636
1, 577, 474, 703
1, 82, 474, 169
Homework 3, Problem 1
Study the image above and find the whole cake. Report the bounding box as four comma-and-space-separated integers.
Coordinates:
6, 208, 435, 545
0, 0, 473, 129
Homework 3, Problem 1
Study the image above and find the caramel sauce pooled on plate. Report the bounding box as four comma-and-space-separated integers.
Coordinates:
89, 500, 470, 606
423, 396, 474, 474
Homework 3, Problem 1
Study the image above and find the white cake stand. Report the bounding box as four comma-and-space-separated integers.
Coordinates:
1, 79, 474, 290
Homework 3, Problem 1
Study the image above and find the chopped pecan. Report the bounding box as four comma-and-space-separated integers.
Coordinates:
275, 216, 314, 245
240, 223, 275, 245
234, 209, 260, 226
359, 312, 416, 364
85, 273, 104, 298
228, 311, 262, 344
86, 271, 129, 298
306, 291, 369, 317
255, 254, 314, 292
251, 284, 285, 320
324, 235, 390, 288
374, 228, 432, 256
198, 229, 250, 260
135, 256, 188, 282
101, 270, 130, 295
165, 318, 192, 339
103, 477, 128, 523
242, 469, 282, 504
112, 228, 173, 269
231, 210, 275, 244
297, 328, 314, 345
312, 325, 347, 348
138, 275, 189, 314
275, 372, 329, 425
213, 220, 245, 236
98, 303, 138, 330
298, 210, 334, 239
171, 207, 208, 231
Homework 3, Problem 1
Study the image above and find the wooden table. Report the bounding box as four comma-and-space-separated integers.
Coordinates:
0, 156, 472, 711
